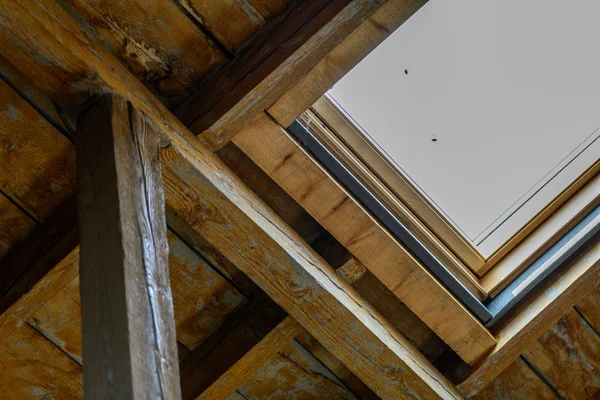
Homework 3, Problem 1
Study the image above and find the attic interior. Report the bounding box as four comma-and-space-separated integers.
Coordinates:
0, 0, 598, 399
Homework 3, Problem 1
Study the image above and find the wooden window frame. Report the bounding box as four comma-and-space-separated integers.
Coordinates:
310, 94, 600, 297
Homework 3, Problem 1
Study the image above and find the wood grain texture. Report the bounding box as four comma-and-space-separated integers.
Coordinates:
472, 357, 557, 400
161, 145, 463, 399
576, 286, 600, 332
0, 193, 36, 262
522, 309, 600, 400
232, 339, 359, 399
269, 0, 426, 128
0, 246, 79, 344
233, 113, 495, 364
459, 235, 600, 398
0, 324, 83, 399
178, 0, 290, 53
196, 256, 365, 400
62, 0, 227, 104
294, 330, 380, 400
77, 95, 180, 399
0, 78, 75, 222
178, 0, 392, 150
197, 316, 303, 400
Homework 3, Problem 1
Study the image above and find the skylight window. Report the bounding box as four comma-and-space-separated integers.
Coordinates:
327, 0, 600, 262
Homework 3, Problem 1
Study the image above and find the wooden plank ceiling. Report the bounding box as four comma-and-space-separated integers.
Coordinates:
0, 0, 599, 399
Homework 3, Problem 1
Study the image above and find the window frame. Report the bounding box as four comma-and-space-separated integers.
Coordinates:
310, 94, 600, 296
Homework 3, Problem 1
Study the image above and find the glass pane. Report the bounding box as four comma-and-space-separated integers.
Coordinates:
330, 0, 600, 255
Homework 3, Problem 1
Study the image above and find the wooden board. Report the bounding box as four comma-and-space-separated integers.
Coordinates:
472, 357, 557, 400
576, 286, 600, 332
0, 324, 83, 399
0, 193, 36, 262
522, 309, 600, 399
179, 0, 290, 53
233, 113, 496, 365
231, 339, 359, 399
0, 78, 75, 222
50, 0, 226, 104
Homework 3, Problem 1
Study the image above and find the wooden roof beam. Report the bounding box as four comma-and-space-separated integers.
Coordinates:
175, 0, 409, 151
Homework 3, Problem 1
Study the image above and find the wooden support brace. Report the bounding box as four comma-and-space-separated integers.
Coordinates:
77, 96, 181, 399
197, 258, 367, 399
233, 112, 496, 365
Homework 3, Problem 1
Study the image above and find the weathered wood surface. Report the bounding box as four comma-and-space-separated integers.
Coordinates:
196, 256, 367, 399
178, 0, 291, 54
459, 235, 600, 397
0, 78, 75, 223
161, 147, 463, 399
269, 0, 427, 128
178, 0, 394, 150
522, 309, 600, 400
472, 357, 558, 400
0, 324, 83, 399
77, 95, 180, 398
233, 113, 495, 364
230, 339, 359, 399
575, 285, 600, 332
197, 316, 303, 400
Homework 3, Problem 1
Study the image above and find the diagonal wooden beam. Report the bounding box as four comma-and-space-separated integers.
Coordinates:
232, 112, 496, 365
196, 257, 367, 400
77, 95, 181, 399
175, 0, 395, 150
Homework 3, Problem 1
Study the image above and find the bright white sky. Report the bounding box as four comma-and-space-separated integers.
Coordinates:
330, 0, 600, 245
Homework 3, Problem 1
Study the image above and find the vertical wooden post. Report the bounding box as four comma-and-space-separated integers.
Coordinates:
77, 94, 181, 399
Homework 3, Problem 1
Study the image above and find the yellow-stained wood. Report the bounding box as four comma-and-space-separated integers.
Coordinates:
178, 0, 290, 53
294, 330, 380, 400
77, 95, 180, 398
230, 339, 359, 400
0, 246, 79, 345
472, 357, 558, 400
27, 230, 247, 365
167, 231, 247, 350
269, 0, 426, 128
0, 193, 36, 262
522, 309, 600, 400
0, 78, 75, 222
178, 0, 394, 150
160, 150, 463, 399
482, 173, 600, 295
197, 256, 366, 400
233, 113, 495, 364
576, 286, 600, 332
198, 317, 303, 400
459, 235, 600, 398
0, 324, 83, 399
